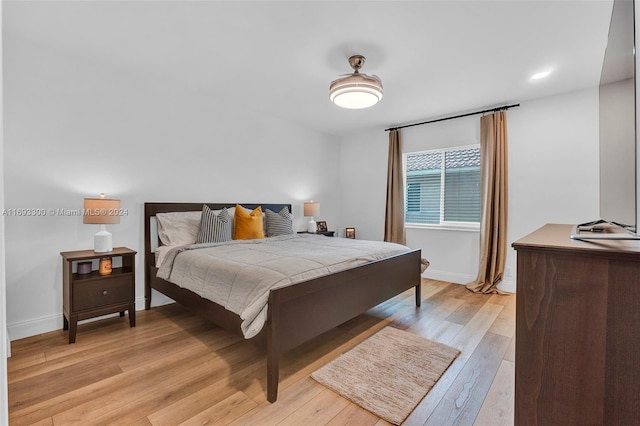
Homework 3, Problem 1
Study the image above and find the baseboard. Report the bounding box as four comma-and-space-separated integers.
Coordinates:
497, 277, 516, 293
8, 313, 60, 341
423, 269, 516, 293
8, 294, 175, 341
422, 269, 475, 285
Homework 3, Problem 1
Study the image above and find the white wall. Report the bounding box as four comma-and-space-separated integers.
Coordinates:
3, 35, 342, 340
339, 87, 600, 293
0, 0, 10, 422
507, 89, 600, 278
338, 129, 388, 241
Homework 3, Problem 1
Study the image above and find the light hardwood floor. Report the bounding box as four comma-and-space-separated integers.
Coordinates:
8, 279, 515, 425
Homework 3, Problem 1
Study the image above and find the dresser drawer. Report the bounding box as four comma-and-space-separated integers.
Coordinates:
73, 276, 133, 311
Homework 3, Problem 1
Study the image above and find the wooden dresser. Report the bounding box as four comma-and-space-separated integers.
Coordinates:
512, 224, 640, 425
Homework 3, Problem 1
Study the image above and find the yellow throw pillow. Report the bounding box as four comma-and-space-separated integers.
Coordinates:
233, 205, 265, 240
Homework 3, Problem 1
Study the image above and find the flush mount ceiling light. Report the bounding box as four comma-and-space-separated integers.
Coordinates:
530, 70, 552, 80
329, 55, 383, 109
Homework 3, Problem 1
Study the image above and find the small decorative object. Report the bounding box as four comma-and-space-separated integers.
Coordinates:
99, 257, 112, 276
304, 200, 320, 233
77, 261, 92, 275
316, 221, 328, 233
346, 227, 356, 239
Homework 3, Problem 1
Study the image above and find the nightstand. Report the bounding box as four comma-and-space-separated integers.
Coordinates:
60, 247, 136, 343
298, 231, 335, 237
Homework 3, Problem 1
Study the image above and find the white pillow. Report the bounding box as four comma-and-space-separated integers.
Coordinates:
156, 207, 236, 246
156, 211, 202, 246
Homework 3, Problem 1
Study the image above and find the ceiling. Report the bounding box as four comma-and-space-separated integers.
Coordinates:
4, 0, 614, 137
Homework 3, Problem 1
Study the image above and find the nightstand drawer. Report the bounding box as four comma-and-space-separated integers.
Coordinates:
73, 276, 132, 311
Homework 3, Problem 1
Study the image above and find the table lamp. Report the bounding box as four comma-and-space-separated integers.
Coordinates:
304, 201, 320, 233
83, 193, 120, 252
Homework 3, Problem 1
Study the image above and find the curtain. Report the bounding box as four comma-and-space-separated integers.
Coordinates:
466, 111, 508, 294
384, 129, 406, 245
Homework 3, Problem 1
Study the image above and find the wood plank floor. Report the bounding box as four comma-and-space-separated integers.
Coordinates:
8, 279, 515, 425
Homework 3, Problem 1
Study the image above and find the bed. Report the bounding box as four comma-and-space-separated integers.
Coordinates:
144, 202, 422, 402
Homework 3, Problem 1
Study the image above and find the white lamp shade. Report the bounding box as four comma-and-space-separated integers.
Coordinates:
303, 202, 320, 217
83, 198, 121, 224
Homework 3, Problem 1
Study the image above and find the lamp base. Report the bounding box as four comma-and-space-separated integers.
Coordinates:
94, 226, 113, 252
307, 218, 317, 233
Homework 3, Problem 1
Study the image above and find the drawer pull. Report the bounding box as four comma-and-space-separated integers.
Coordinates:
102, 290, 108, 296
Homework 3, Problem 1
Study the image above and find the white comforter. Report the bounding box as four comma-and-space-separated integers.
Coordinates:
157, 234, 410, 338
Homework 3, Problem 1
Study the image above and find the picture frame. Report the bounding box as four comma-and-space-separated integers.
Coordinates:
316, 221, 328, 233
345, 227, 356, 239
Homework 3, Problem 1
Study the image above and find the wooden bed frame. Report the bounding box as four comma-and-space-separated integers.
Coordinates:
144, 202, 422, 402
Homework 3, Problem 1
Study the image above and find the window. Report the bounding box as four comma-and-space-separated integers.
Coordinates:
405, 145, 481, 228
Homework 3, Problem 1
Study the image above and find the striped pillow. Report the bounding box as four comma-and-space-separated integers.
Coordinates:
265, 207, 294, 237
196, 205, 232, 243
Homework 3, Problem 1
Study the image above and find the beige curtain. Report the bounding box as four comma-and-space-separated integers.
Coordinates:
466, 111, 508, 294
384, 129, 406, 245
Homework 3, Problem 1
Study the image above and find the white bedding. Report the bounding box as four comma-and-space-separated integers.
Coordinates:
157, 234, 410, 338
155, 245, 179, 268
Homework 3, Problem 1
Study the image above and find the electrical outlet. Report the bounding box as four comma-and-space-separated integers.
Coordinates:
504, 267, 513, 278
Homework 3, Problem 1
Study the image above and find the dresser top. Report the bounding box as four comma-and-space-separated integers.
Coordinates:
512, 223, 640, 258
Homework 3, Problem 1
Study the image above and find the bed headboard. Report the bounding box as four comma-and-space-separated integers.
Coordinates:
144, 202, 292, 270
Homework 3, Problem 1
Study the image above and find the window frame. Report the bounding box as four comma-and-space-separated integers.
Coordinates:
404, 144, 481, 232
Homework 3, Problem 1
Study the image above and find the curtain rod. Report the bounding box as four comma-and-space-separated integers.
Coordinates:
384, 103, 520, 132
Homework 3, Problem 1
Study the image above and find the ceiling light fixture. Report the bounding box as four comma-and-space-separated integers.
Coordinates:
530, 70, 551, 80
329, 55, 383, 109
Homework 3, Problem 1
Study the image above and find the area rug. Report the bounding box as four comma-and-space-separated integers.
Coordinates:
311, 326, 460, 425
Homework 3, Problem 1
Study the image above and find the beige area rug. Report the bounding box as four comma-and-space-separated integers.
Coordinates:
311, 326, 460, 425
